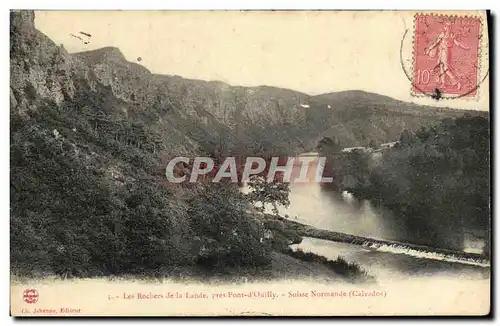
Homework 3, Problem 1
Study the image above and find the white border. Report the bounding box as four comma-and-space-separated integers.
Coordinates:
2, 1, 498, 325
5, 0, 500, 10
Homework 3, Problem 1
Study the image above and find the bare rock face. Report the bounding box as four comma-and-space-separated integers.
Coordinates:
72, 44, 311, 135
73, 47, 152, 103
10, 10, 75, 114
10, 10, 35, 33
7, 11, 350, 155
11, 10, 479, 158
10, 87, 18, 108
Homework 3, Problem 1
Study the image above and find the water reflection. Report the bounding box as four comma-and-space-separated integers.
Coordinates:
279, 157, 400, 241
264, 154, 489, 279
279, 154, 486, 253
292, 238, 490, 281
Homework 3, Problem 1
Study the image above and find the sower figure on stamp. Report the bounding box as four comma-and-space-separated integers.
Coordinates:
424, 21, 470, 91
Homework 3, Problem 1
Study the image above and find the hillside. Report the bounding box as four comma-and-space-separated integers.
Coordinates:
71, 47, 314, 155
12, 10, 487, 159
13, 10, 485, 156
69, 42, 486, 155
9, 11, 367, 280
10, 10, 487, 279
308, 90, 485, 147
73, 46, 487, 152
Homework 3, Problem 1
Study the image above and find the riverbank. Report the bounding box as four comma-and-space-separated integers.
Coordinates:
263, 214, 490, 267
10, 250, 370, 285
11, 212, 374, 285
260, 213, 374, 283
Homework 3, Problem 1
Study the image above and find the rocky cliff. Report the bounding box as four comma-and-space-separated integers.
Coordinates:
11, 10, 486, 160
9, 10, 488, 278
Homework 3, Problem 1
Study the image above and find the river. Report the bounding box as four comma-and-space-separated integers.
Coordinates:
251, 152, 490, 281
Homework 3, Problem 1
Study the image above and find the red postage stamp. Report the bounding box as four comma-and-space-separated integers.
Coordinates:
413, 14, 482, 98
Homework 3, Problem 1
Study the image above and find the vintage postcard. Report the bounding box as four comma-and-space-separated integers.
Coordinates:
10, 10, 490, 316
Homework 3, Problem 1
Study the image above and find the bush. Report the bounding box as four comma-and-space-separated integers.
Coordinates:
188, 184, 272, 270
282, 248, 372, 282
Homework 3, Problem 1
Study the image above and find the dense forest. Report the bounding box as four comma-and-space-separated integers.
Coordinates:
10, 11, 489, 281
10, 101, 271, 277
318, 115, 490, 254
10, 99, 370, 281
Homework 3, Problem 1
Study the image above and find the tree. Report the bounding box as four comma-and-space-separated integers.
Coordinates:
368, 139, 378, 149
316, 136, 342, 153
340, 115, 490, 252
399, 128, 416, 146
188, 183, 271, 269
245, 175, 290, 215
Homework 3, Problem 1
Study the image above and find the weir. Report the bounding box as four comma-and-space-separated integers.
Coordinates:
265, 215, 490, 268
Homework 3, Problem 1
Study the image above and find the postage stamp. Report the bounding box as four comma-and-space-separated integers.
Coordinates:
412, 14, 482, 98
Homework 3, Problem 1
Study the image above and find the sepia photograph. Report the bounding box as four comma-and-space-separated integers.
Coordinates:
9, 9, 491, 316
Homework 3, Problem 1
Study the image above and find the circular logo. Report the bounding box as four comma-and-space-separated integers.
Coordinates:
23, 289, 39, 304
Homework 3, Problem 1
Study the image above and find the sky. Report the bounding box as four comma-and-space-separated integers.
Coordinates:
35, 10, 489, 111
